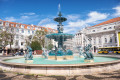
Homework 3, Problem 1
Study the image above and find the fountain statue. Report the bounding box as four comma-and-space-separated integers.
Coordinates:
77, 46, 84, 58
24, 46, 33, 63
83, 44, 94, 62
46, 4, 74, 60
42, 48, 48, 59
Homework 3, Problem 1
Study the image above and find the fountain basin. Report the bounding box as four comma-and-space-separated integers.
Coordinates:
46, 33, 74, 41
0, 55, 120, 76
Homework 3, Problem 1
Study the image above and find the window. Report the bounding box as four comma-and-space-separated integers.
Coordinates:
110, 37, 112, 43
28, 30, 30, 34
32, 31, 34, 34
21, 25, 24, 28
27, 26, 30, 29
103, 28, 107, 30
114, 26, 115, 29
93, 30, 95, 32
16, 24, 19, 27
15, 40, 19, 46
11, 24, 14, 27
105, 38, 107, 43
21, 42, 24, 45
0, 27, 2, 30
99, 37, 101, 44
16, 29, 19, 32
11, 28, 14, 32
21, 35, 24, 39
108, 27, 112, 29
0, 21, 3, 25
5, 22, 9, 26
22, 29, 24, 33
16, 35, 19, 39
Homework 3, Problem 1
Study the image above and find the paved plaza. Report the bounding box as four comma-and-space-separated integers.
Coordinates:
0, 66, 120, 80
0, 54, 120, 80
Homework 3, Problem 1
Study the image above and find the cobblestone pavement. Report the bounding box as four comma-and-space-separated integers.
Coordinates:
0, 54, 120, 80
0, 69, 120, 80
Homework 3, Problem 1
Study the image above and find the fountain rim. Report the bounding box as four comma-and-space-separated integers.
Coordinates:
0, 55, 120, 68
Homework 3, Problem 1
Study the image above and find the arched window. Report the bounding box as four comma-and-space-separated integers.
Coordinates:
99, 37, 101, 44
22, 29, 24, 33
110, 37, 112, 43
16, 28, 19, 32
105, 38, 107, 43
28, 30, 30, 34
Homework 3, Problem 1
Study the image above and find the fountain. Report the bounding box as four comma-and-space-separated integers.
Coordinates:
0, 4, 120, 76
46, 7, 74, 60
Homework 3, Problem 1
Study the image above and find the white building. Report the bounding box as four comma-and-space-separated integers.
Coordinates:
0, 19, 57, 54
75, 17, 120, 53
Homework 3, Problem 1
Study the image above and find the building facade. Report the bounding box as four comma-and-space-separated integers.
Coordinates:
75, 17, 120, 53
0, 19, 57, 54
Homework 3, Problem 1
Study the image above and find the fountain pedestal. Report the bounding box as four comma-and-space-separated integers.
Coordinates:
48, 56, 56, 60
25, 60, 33, 63
84, 59, 94, 63
65, 56, 74, 60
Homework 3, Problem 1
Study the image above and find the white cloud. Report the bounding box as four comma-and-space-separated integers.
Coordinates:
68, 20, 85, 27
86, 11, 109, 23
5, 17, 16, 22
38, 18, 51, 26
36, 11, 108, 34
64, 27, 76, 33
67, 14, 80, 20
113, 5, 120, 17
21, 12, 36, 15
66, 11, 108, 29
21, 16, 29, 19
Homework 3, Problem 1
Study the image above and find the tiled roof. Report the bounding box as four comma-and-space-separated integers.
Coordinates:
90, 17, 120, 28
0, 19, 57, 32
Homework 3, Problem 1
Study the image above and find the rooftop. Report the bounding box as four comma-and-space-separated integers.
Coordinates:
0, 19, 57, 32
90, 17, 120, 28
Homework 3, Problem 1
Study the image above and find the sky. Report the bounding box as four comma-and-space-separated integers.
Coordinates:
0, 0, 120, 34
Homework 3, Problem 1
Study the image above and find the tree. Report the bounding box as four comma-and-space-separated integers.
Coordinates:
9, 27, 15, 53
47, 43, 54, 50
0, 30, 13, 54
30, 41, 42, 51
45, 40, 54, 50
25, 35, 32, 46
32, 29, 48, 48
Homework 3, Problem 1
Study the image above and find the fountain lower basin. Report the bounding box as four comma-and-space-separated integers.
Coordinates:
3, 56, 119, 64
0, 55, 120, 76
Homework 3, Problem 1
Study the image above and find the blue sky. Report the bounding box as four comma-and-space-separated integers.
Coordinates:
0, 0, 120, 34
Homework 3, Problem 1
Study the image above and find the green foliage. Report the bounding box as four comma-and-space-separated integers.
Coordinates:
0, 30, 14, 48
32, 30, 47, 48
47, 43, 54, 50
30, 41, 42, 50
